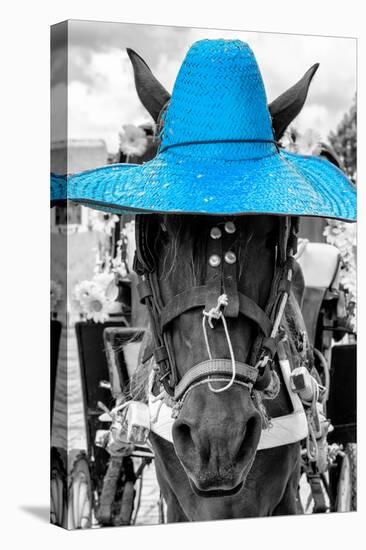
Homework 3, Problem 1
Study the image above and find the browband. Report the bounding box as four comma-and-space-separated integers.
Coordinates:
137, 282, 273, 337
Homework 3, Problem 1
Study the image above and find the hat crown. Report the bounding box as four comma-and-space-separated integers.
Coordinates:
161, 40, 275, 159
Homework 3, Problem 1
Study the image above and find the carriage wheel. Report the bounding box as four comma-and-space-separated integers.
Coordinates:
336, 443, 357, 512
96, 455, 124, 526
68, 453, 93, 529
50, 449, 67, 527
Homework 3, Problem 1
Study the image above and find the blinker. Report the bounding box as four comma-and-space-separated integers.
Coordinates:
209, 254, 221, 267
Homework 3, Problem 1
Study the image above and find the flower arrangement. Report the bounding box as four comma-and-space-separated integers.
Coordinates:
71, 124, 144, 324
72, 218, 135, 323
88, 210, 120, 235
119, 124, 148, 159
73, 272, 119, 324
281, 128, 322, 156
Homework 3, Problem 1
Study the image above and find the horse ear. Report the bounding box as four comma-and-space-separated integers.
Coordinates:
269, 64, 319, 140
126, 48, 171, 122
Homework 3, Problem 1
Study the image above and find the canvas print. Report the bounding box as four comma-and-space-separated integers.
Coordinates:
50, 20, 357, 529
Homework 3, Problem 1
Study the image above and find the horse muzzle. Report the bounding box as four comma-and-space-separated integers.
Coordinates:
172, 383, 262, 496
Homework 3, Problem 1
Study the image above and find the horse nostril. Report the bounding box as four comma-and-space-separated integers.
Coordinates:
176, 422, 189, 436
173, 419, 206, 462
174, 421, 193, 448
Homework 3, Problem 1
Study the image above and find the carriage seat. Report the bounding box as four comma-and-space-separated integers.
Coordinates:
297, 242, 341, 290
296, 242, 341, 347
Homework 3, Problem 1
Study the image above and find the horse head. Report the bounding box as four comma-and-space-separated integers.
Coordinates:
129, 48, 317, 496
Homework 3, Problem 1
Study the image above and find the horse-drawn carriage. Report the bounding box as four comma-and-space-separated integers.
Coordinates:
51, 38, 356, 525
51, 318, 165, 528
296, 241, 356, 513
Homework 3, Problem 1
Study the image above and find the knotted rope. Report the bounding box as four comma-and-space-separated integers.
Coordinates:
202, 294, 237, 393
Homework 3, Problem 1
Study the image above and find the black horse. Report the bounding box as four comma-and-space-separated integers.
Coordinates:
127, 48, 318, 521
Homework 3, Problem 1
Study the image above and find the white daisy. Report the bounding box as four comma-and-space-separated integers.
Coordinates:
73, 281, 110, 323
119, 124, 148, 157
296, 129, 322, 156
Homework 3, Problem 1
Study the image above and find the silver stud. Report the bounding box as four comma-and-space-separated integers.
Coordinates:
224, 251, 236, 264
224, 221, 236, 234
209, 254, 221, 267
210, 227, 222, 240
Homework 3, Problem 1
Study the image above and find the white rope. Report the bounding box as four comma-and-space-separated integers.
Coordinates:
98, 399, 133, 420
150, 390, 165, 403
306, 420, 319, 462
202, 294, 237, 393
110, 401, 132, 415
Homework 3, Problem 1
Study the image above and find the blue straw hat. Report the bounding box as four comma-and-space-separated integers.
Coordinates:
52, 39, 356, 221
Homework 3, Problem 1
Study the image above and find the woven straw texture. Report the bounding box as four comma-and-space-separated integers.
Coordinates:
50, 39, 356, 221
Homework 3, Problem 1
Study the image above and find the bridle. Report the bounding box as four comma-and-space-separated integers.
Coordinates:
133, 214, 298, 405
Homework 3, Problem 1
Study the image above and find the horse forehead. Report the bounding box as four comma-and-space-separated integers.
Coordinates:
158, 214, 277, 296
165, 214, 277, 240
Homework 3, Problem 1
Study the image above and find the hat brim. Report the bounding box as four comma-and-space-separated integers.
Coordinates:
51, 149, 356, 221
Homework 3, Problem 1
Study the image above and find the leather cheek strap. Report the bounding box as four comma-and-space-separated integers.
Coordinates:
136, 274, 175, 395
137, 279, 153, 303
